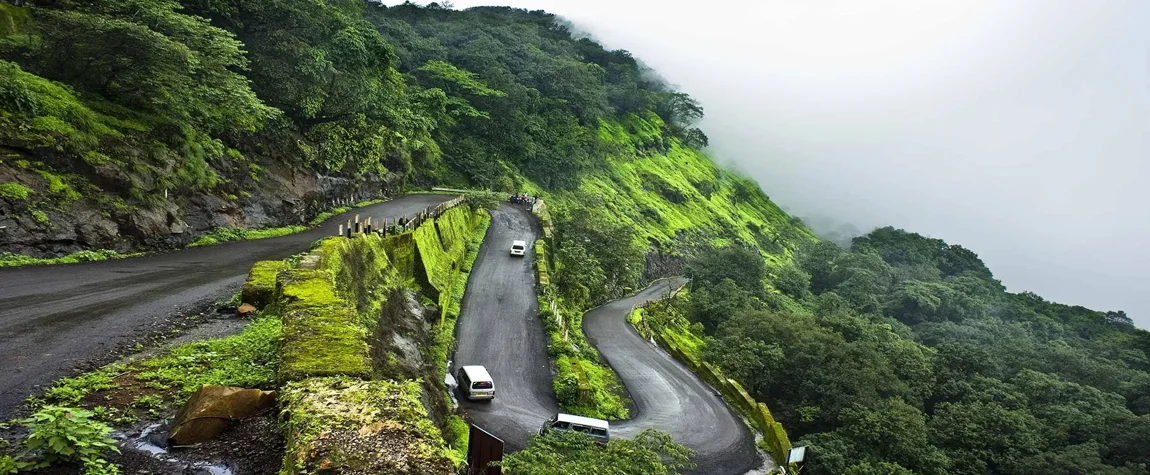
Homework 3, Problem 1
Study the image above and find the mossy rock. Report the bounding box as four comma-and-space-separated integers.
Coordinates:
412, 206, 481, 300
534, 240, 550, 286
314, 234, 398, 316
699, 362, 725, 388
242, 260, 288, 309
726, 378, 758, 414
279, 377, 454, 475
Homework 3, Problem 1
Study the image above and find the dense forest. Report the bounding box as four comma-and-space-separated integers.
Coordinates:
651, 228, 1150, 474
0, 0, 722, 256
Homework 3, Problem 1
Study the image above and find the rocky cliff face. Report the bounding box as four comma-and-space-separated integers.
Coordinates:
0, 149, 381, 257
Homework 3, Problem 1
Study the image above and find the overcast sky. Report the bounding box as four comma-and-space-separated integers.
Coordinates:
442, 0, 1150, 327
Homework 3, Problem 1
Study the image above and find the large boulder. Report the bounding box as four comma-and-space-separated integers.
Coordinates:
168, 385, 276, 446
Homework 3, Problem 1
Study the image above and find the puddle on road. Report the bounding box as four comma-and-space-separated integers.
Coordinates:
115, 421, 235, 475
445, 359, 459, 406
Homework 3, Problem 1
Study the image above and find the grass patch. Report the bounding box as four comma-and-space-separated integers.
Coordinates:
442, 414, 470, 466
34, 315, 282, 426
189, 225, 307, 247
40, 364, 126, 406
307, 198, 385, 226
0, 249, 132, 268
135, 316, 282, 393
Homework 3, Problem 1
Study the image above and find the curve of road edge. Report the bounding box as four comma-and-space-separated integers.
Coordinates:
0, 193, 454, 417
454, 205, 764, 475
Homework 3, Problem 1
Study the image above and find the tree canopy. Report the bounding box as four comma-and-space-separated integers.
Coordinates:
658, 229, 1150, 475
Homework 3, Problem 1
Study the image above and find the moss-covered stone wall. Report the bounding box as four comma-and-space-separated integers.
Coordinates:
255, 200, 487, 474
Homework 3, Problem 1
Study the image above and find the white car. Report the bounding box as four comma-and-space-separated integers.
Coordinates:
510, 240, 527, 256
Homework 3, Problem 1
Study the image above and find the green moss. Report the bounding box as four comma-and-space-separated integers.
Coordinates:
30, 209, 48, 224
384, 233, 417, 281
314, 234, 399, 319
276, 269, 372, 382
279, 304, 371, 383
242, 260, 288, 309
36, 170, 81, 202
535, 239, 550, 286
429, 209, 489, 379
0, 182, 32, 200
761, 421, 793, 464
279, 377, 453, 475
276, 269, 345, 309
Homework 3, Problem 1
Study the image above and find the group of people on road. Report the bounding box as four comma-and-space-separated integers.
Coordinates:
509, 193, 537, 205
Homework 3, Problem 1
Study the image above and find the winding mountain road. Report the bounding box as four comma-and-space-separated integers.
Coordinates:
2, 195, 765, 473
0, 193, 453, 417
453, 205, 764, 474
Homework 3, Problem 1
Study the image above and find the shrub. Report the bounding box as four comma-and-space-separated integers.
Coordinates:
464, 191, 501, 212
16, 406, 120, 474
0, 182, 32, 200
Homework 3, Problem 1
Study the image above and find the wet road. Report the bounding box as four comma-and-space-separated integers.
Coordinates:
584, 278, 765, 474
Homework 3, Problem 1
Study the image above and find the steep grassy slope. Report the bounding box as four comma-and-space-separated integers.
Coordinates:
563, 114, 812, 260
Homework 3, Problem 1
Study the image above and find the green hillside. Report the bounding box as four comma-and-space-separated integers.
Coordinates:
4, 2, 1143, 475
0, 1, 809, 266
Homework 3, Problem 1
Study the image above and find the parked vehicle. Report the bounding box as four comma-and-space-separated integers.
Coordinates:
510, 240, 527, 256
539, 413, 610, 444
456, 365, 495, 400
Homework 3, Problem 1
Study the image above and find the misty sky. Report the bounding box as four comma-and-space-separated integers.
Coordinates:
440, 0, 1150, 327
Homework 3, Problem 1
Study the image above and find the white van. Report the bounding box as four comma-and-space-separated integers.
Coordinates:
456, 365, 495, 400
540, 413, 610, 444
510, 240, 527, 256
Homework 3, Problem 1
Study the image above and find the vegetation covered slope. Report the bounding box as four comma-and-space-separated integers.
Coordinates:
0, 0, 773, 260
651, 229, 1150, 475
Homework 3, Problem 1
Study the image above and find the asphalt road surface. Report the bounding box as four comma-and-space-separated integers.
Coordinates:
453, 204, 557, 449
0, 193, 453, 417
454, 205, 763, 474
